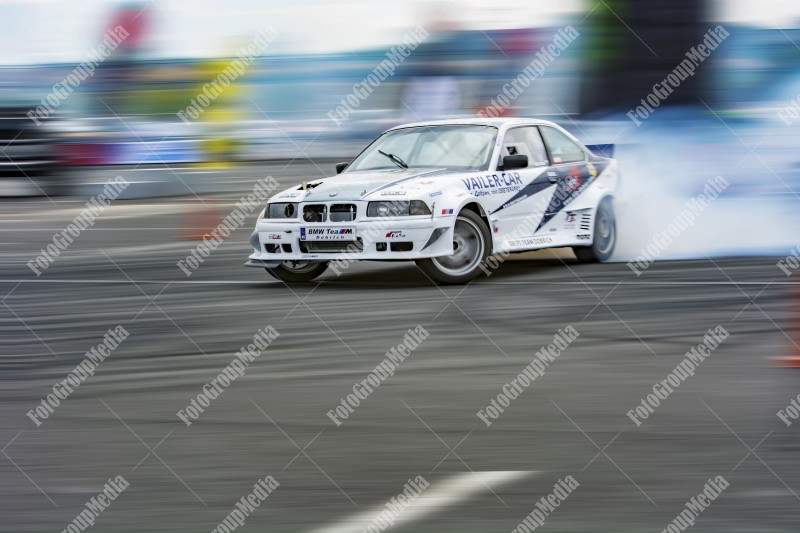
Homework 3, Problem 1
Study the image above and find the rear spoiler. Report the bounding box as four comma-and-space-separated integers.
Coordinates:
585, 144, 615, 158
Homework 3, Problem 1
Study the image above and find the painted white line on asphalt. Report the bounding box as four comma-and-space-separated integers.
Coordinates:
309, 470, 534, 533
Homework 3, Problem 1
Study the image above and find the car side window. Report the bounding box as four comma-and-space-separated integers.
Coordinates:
500, 126, 549, 167
539, 126, 585, 164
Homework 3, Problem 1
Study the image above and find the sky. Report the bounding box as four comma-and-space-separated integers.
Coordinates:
0, 0, 798, 65
0, 0, 584, 64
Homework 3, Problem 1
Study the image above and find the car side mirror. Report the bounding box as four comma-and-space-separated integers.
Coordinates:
499, 154, 528, 170
335, 162, 349, 174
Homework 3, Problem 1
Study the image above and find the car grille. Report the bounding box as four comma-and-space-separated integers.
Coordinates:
302, 203, 357, 223
303, 204, 325, 222
300, 239, 363, 253
329, 204, 357, 222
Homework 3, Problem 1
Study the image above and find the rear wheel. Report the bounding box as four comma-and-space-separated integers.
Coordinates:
266, 261, 329, 283
416, 210, 491, 284
573, 197, 616, 263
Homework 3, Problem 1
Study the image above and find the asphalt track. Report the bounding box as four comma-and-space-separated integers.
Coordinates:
2, 161, 799, 532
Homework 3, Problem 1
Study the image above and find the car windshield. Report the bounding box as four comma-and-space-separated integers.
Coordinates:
346, 125, 498, 172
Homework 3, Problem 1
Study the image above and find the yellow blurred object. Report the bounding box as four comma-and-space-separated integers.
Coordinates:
193, 58, 245, 169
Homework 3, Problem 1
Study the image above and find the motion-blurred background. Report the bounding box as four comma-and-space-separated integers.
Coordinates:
4, 0, 800, 256
3, 2, 800, 533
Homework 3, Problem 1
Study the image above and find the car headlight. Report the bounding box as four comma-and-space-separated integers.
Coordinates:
263, 203, 298, 219
367, 200, 431, 217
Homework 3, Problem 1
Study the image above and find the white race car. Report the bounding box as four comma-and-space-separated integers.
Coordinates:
246, 118, 620, 284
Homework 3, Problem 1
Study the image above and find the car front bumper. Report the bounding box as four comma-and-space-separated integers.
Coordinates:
246, 216, 454, 265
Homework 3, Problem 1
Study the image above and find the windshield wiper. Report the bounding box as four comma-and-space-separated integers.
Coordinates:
378, 150, 408, 169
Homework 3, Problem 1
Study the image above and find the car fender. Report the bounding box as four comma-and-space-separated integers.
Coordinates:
566, 158, 619, 212
433, 193, 497, 250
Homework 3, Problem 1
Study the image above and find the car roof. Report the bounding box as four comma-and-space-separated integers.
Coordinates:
386, 117, 561, 130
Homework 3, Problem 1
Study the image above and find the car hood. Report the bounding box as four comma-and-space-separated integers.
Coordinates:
285, 168, 451, 202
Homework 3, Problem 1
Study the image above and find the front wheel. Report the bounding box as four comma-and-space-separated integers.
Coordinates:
266, 261, 329, 283
416, 210, 491, 284
573, 197, 616, 263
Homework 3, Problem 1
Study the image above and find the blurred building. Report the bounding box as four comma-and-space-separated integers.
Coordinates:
579, 0, 710, 114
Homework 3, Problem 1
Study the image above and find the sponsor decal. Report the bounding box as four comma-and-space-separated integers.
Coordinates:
564, 211, 577, 229
301, 254, 320, 259
441, 208, 454, 215
562, 166, 583, 192
300, 227, 354, 241
381, 190, 407, 196
429, 190, 442, 197
385, 231, 405, 238
461, 172, 523, 197
507, 236, 553, 247
493, 225, 500, 233
268, 233, 282, 240
328, 191, 339, 197
577, 233, 591, 240
277, 192, 302, 199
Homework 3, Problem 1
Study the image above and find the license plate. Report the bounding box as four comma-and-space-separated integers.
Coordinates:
300, 227, 356, 241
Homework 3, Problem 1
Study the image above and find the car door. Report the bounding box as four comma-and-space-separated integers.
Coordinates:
487, 125, 558, 249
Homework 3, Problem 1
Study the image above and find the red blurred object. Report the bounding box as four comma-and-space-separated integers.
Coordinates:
775, 290, 800, 368
182, 207, 221, 241
775, 354, 800, 368
108, 3, 150, 50
60, 143, 112, 166
471, 105, 516, 117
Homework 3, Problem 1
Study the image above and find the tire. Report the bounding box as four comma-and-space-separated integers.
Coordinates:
573, 197, 616, 263
416, 210, 491, 284
266, 261, 329, 283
